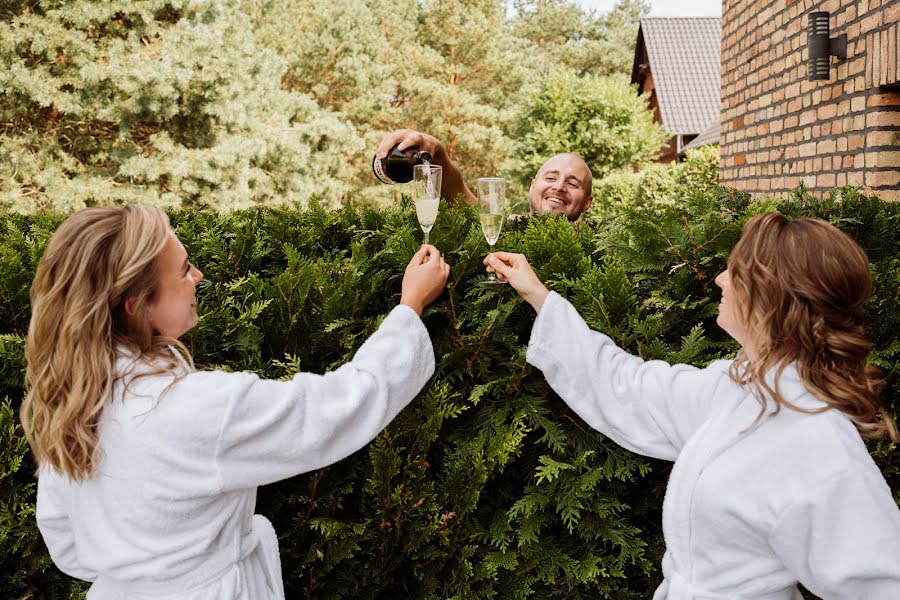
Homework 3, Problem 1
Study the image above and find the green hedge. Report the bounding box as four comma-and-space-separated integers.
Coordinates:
1, 187, 898, 599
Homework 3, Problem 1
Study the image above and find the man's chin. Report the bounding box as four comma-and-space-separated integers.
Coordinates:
540, 201, 568, 215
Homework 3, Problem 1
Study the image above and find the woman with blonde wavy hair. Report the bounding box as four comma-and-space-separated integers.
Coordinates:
22, 205, 449, 599
485, 212, 900, 599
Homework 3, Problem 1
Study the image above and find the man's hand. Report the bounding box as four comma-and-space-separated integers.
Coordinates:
375, 129, 476, 205
401, 245, 450, 316
483, 252, 549, 313
376, 129, 444, 161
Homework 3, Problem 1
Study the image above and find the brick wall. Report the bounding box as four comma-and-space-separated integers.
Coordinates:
720, 0, 900, 200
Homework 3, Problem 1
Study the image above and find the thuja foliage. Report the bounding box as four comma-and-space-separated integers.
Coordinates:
1, 187, 898, 598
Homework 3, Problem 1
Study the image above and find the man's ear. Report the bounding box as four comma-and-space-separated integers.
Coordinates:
583, 195, 593, 212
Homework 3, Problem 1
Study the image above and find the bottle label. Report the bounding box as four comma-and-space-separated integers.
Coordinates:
372, 157, 395, 184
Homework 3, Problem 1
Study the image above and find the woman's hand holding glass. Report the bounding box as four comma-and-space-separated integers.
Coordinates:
483, 252, 549, 313
401, 244, 450, 316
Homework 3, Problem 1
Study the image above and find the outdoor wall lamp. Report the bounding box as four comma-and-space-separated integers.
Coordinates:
807, 11, 847, 81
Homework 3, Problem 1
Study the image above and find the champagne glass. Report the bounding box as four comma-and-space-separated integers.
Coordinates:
412, 164, 442, 244
477, 177, 506, 284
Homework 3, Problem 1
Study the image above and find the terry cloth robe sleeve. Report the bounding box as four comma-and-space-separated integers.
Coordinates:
206, 303, 435, 491
526, 291, 733, 461
36, 467, 97, 582
768, 465, 900, 598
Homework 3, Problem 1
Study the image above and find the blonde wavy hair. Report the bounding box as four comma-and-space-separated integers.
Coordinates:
727, 212, 899, 442
21, 205, 194, 481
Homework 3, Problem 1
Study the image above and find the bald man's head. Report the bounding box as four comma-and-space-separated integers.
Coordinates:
529, 154, 593, 221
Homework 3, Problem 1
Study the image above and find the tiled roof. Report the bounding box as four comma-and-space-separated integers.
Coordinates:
682, 120, 720, 151
632, 17, 721, 135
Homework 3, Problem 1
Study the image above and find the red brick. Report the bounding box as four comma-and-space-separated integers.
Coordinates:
866, 33, 875, 88
875, 151, 900, 168
866, 130, 900, 147
817, 104, 838, 120
819, 173, 836, 188
860, 12, 884, 34
848, 135, 865, 150
874, 189, 900, 202
867, 92, 900, 110
873, 171, 900, 186
799, 142, 817, 157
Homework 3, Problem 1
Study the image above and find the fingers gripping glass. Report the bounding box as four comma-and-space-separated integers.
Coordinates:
413, 164, 442, 244
477, 177, 506, 284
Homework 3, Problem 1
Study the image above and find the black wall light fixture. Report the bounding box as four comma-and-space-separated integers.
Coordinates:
807, 11, 848, 81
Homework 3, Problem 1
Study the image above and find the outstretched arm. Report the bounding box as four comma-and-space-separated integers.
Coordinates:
485, 251, 732, 460
208, 246, 450, 490
376, 129, 475, 205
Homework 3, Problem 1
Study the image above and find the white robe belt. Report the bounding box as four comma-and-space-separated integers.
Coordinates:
666, 569, 797, 600
87, 515, 282, 599
661, 553, 799, 600
663, 572, 801, 600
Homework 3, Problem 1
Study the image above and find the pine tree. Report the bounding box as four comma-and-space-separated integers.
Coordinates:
512, 0, 649, 77
0, 0, 358, 211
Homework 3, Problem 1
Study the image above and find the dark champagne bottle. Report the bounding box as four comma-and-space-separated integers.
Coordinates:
372, 145, 432, 184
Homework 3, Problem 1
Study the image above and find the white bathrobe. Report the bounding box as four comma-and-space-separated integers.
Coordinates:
37, 304, 434, 600
526, 292, 900, 600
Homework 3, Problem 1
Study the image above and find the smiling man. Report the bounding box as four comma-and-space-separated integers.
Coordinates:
375, 130, 594, 221
528, 153, 593, 221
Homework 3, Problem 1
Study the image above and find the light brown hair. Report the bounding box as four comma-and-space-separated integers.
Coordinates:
727, 212, 898, 442
21, 205, 193, 480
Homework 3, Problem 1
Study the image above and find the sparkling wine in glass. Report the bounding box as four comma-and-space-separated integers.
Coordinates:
477, 177, 506, 284
413, 164, 442, 244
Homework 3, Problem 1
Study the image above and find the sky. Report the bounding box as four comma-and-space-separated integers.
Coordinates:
576, 0, 722, 17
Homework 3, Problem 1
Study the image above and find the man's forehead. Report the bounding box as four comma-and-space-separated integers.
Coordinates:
538, 154, 588, 178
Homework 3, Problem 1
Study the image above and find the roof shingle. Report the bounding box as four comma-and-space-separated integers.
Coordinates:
633, 17, 721, 135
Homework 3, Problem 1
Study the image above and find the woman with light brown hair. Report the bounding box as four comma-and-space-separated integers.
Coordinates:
22, 205, 449, 599
485, 212, 900, 599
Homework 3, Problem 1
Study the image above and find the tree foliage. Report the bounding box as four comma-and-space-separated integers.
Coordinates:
512, 0, 650, 77
1, 0, 654, 211
593, 144, 721, 217
512, 70, 668, 188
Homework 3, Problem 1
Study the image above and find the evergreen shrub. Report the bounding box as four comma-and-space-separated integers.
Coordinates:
1, 187, 898, 599
592, 145, 720, 218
